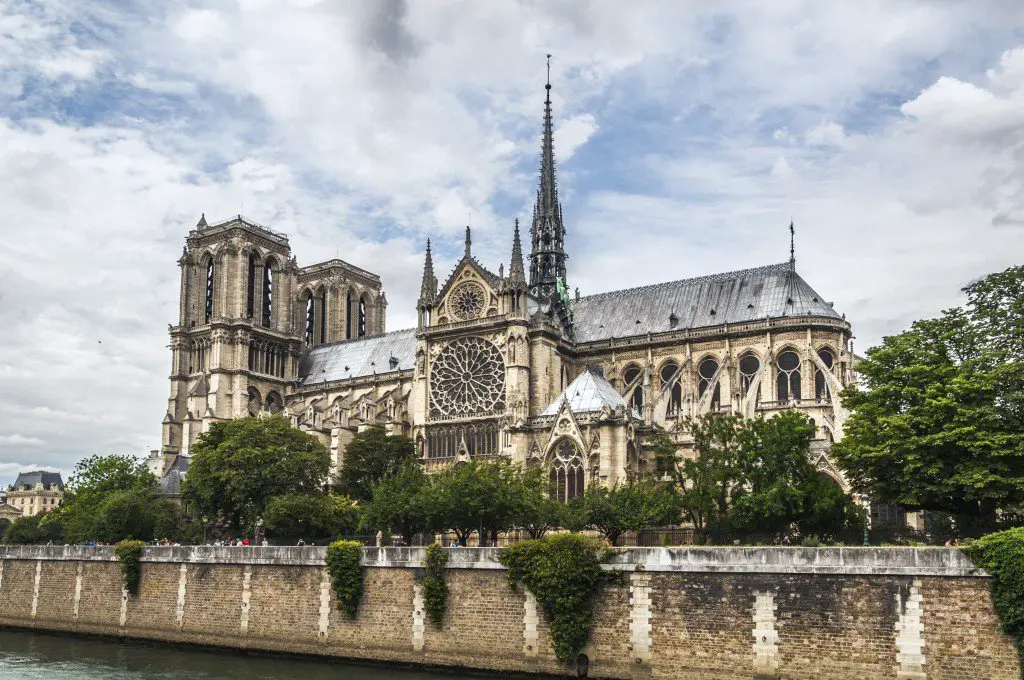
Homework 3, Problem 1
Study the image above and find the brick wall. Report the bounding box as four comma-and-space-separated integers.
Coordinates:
0, 547, 1018, 680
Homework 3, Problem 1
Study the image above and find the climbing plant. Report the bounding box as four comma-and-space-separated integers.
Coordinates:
421, 543, 449, 627
500, 533, 611, 663
114, 539, 147, 596
325, 540, 364, 619
963, 527, 1024, 664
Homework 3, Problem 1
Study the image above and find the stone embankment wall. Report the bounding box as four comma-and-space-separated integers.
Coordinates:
0, 546, 1017, 679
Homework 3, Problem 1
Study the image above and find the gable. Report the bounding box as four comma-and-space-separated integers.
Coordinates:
435, 259, 501, 326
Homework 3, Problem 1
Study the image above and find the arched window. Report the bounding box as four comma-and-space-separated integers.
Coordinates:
346, 290, 354, 339
623, 364, 643, 412
261, 261, 273, 327
247, 387, 262, 415
661, 361, 681, 417
246, 254, 257, 319
265, 391, 283, 414
698, 357, 721, 409
739, 353, 760, 397
358, 297, 367, 337
304, 292, 315, 345
777, 350, 801, 401
815, 349, 834, 402
549, 439, 585, 503
204, 259, 215, 323
320, 290, 328, 343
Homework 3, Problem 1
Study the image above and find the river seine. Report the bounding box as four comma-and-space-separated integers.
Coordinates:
0, 629, 510, 679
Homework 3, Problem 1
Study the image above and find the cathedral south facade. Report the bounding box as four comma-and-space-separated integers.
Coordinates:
160, 77, 855, 496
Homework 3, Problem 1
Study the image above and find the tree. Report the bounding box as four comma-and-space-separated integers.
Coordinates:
264, 493, 359, 543
183, 416, 330, 531
3, 514, 63, 545
335, 428, 416, 501
516, 466, 566, 539
832, 265, 1024, 527
360, 461, 429, 544
92, 489, 182, 543
423, 460, 523, 546
58, 454, 161, 543
583, 480, 678, 546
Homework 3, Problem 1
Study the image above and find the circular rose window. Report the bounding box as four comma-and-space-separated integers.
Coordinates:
450, 281, 486, 321
429, 337, 506, 419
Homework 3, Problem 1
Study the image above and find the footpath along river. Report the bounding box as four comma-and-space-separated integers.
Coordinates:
0, 629, 523, 680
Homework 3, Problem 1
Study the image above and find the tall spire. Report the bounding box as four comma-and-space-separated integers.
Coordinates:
465, 225, 472, 258
418, 239, 437, 306
789, 219, 796, 269
510, 218, 526, 285
529, 54, 568, 309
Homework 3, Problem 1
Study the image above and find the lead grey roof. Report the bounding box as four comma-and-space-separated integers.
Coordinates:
571, 262, 841, 343
11, 471, 64, 491
541, 368, 638, 417
299, 328, 417, 385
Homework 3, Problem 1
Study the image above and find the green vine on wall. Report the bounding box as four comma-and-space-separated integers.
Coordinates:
325, 540, 364, 619
421, 543, 449, 628
500, 534, 612, 663
963, 527, 1024, 667
114, 540, 147, 596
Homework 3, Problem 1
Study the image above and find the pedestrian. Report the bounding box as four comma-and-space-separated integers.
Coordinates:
376, 529, 383, 547
261, 538, 269, 547
242, 538, 250, 547
782, 535, 792, 546
297, 539, 305, 546
945, 538, 952, 547
449, 539, 458, 548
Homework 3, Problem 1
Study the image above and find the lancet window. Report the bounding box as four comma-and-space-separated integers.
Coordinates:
815, 348, 834, 402
248, 337, 286, 378
698, 357, 721, 409
739, 353, 760, 397
246, 254, 257, 319
304, 293, 315, 345
425, 422, 499, 459
346, 290, 354, 339
777, 350, 802, 401
261, 261, 273, 327
661, 361, 682, 417
204, 259, 214, 323
623, 364, 644, 412
549, 438, 585, 503
320, 291, 328, 343
358, 297, 367, 337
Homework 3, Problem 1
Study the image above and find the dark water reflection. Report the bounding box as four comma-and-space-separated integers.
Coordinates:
0, 629, 517, 679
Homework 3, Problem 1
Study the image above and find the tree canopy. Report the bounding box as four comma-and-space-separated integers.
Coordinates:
264, 493, 359, 543
361, 460, 429, 543
183, 416, 330, 530
832, 265, 1024, 527
335, 428, 416, 501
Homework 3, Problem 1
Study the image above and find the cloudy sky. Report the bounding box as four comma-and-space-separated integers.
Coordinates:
2, 0, 1024, 480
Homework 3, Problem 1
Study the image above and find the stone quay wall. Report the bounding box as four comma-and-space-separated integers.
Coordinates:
0, 546, 1017, 679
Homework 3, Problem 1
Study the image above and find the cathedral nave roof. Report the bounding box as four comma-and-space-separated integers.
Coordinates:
571, 262, 842, 343
298, 328, 417, 385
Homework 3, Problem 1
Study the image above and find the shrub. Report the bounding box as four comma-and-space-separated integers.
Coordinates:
500, 533, 611, 663
421, 543, 448, 628
963, 527, 1024, 663
325, 540, 364, 619
114, 540, 147, 595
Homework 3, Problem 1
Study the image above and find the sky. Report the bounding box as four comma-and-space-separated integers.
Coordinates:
2, 0, 1024, 481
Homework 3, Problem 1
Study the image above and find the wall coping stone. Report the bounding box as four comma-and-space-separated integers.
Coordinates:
0, 545, 986, 577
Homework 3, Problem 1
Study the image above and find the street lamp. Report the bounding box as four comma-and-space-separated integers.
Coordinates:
202, 517, 209, 544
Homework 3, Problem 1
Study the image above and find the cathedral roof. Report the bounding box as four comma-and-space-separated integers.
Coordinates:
571, 262, 842, 343
541, 368, 636, 417
298, 328, 417, 385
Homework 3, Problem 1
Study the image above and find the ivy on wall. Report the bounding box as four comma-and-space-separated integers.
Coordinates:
500, 534, 612, 663
964, 527, 1024, 665
325, 540, 364, 619
421, 543, 448, 628
114, 540, 147, 595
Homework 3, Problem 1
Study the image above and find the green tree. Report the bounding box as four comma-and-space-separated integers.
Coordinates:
58, 454, 161, 543
3, 514, 63, 545
335, 428, 416, 501
832, 266, 1024, 527
424, 459, 523, 546
516, 466, 566, 539
264, 493, 359, 543
183, 416, 330, 531
92, 488, 182, 543
583, 479, 678, 546
361, 461, 429, 544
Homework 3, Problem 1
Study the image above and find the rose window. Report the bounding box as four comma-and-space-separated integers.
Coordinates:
450, 282, 486, 321
429, 337, 505, 419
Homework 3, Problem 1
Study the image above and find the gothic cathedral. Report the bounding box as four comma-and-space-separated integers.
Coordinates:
158, 76, 855, 496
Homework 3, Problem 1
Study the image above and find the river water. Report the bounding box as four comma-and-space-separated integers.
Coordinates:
0, 629, 512, 679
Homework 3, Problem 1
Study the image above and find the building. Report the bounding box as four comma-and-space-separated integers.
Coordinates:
159, 72, 854, 497
5, 471, 65, 517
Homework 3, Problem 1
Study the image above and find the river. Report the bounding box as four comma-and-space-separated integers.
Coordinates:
0, 629, 515, 679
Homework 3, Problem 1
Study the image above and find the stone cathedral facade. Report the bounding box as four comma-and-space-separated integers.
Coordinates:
158, 79, 855, 497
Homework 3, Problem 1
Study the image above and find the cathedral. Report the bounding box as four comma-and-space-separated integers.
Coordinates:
157, 75, 855, 498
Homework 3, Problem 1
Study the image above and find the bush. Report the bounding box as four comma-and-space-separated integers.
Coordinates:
325, 540, 364, 619
264, 494, 358, 543
422, 543, 448, 628
2, 514, 64, 545
500, 534, 611, 663
114, 540, 147, 595
93, 489, 182, 544
963, 527, 1024, 662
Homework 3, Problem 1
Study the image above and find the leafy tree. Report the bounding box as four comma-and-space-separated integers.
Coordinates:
3, 514, 63, 545
184, 416, 330, 531
361, 461, 429, 544
92, 488, 182, 543
516, 466, 566, 539
583, 479, 678, 545
832, 265, 1024, 526
424, 459, 524, 546
335, 428, 416, 501
264, 493, 359, 543
58, 454, 161, 543
0, 519, 8, 543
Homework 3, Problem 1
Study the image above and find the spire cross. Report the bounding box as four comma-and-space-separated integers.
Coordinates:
546, 53, 551, 88
789, 219, 796, 265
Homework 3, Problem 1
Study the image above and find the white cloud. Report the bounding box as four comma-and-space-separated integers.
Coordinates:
0, 435, 45, 448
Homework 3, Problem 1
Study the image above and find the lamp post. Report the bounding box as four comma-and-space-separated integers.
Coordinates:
202, 517, 208, 544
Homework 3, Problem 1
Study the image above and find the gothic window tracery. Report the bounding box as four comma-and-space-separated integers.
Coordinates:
346, 290, 354, 339
425, 421, 499, 458
304, 292, 315, 345
246, 254, 257, 319
698, 357, 721, 409
661, 361, 681, 417
624, 364, 644, 412
777, 350, 801, 401
358, 296, 367, 337
261, 261, 274, 327
429, 337, 506, 419
450, 281, 486, 321
739, 353, 760, 398
815, 348, 834, 402
549, 438, 584, 503
204, 259, 215, 323
320, 290, 328, 343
